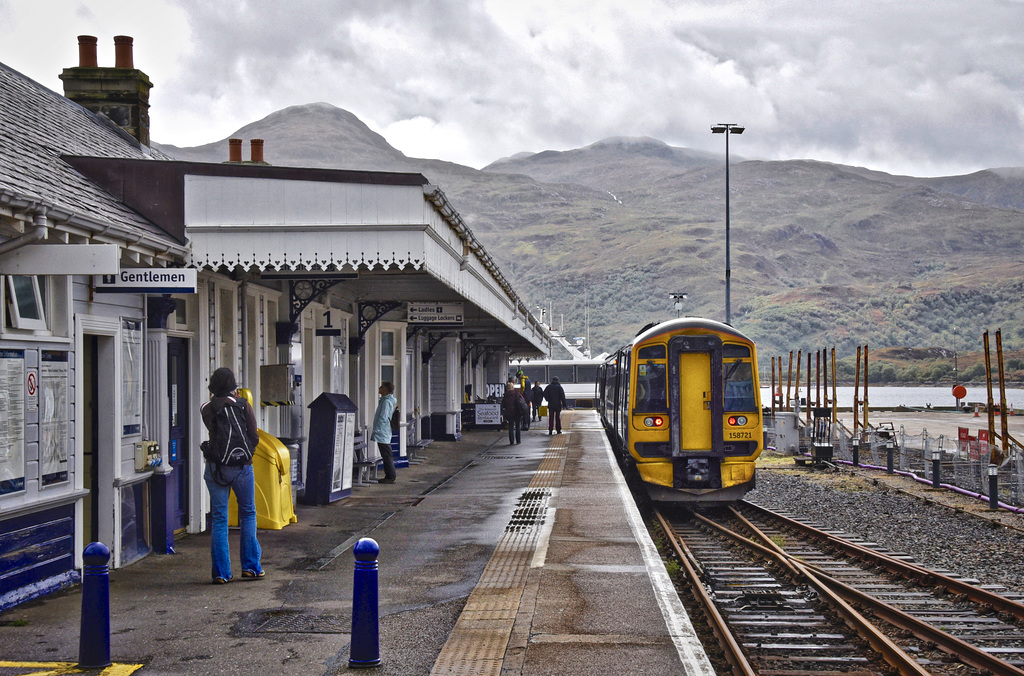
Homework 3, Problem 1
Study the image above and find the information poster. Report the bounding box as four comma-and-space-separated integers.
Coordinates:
331, 411, 354, 493
40, 351, 69, 485
121, 319, 143, 435
0, 349, 26, 494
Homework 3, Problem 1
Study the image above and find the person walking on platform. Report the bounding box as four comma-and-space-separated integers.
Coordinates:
201, 367, 264, 584
544, 377, 567, 435
531, 382, 545, 422
502, 382, 527, 444
371, 381, 398, 484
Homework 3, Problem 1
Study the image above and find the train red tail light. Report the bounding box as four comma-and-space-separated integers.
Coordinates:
643, 416, 665, 427
728, 415, 748, 426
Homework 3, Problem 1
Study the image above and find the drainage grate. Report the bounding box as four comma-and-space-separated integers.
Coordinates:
505, 488, 550, 532
252, 609, 349, 634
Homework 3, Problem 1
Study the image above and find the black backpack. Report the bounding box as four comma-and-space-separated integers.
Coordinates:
202, 397, 255, 467
390, 406, 401, 432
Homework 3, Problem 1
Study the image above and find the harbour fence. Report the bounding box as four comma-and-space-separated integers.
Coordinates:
766, 414, 1024, 509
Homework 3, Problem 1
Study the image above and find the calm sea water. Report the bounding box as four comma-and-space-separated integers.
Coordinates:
563, 383, 1024, 409
760, 385, 1024, 409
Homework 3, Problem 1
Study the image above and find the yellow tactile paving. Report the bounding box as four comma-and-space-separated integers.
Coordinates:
430, 419, 572, 676
0, 662, 143, 675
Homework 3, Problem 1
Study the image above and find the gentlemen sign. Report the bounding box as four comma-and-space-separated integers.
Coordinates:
408, 302, 464, 324
95, 269, 197, 294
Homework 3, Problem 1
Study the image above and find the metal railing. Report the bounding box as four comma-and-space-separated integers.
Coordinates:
765, 415, 1024, 508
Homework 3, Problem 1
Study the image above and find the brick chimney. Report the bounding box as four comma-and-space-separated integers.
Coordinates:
59, 35, 153, 146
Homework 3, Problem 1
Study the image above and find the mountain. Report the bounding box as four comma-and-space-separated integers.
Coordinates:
154, 103, 1024, 367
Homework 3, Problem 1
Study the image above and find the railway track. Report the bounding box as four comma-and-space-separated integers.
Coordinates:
656, 500, 1024, 675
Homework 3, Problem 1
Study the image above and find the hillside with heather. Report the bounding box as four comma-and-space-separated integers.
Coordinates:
155, 103, 1024, 369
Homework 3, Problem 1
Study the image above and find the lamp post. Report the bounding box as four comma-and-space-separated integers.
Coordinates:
711, 123, 744, 325
670, 292, 688, 317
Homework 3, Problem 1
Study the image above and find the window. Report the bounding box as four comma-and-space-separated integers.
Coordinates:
381, 330, 395, 357
6, 275, 47, 330
634, 361, 667, 412
723, 360, 756, 412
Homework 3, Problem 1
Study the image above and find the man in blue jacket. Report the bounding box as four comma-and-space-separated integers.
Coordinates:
371, 381, 398, 484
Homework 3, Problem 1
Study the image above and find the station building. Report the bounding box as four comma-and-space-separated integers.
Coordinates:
0, 36, 548, 610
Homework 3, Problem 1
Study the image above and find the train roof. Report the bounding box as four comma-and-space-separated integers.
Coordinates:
622, 317, 754, 352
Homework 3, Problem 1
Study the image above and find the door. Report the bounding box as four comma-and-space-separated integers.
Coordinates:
167, 338, 190, 532
668, 335, 724, 457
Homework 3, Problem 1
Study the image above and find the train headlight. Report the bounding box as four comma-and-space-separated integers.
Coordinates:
643, 416, 664, 427
728, 415, 748, 426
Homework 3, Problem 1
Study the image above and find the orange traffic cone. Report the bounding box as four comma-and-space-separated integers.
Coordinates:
974, 403, 980, 417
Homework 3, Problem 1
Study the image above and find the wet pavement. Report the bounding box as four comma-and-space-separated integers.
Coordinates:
0, 412, 713, 675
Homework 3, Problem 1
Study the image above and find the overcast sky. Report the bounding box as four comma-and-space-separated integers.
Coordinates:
2, 0, 1023, 176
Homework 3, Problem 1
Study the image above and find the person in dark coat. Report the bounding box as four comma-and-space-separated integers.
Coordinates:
531, 382, 545, 422
501, 383, 526, 444
543, 377, 567, 435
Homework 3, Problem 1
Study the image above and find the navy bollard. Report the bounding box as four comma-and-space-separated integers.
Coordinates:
931, 450, 942, 489
78, 542, 112, 668
851, 440, 860, 468
349, 538, 381, 669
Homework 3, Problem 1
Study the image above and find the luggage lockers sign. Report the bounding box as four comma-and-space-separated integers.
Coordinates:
408, 303, 463, 325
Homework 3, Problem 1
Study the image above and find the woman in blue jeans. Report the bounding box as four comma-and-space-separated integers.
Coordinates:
201, 368, 264, 584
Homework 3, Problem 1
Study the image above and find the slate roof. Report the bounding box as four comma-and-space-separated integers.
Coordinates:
0, 61, 185, 256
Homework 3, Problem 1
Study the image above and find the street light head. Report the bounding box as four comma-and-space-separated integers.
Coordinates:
711, 124, 744, 134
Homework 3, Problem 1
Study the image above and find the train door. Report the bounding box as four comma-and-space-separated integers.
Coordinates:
668, 336, 724, 486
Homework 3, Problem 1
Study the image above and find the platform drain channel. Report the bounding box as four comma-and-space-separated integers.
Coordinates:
430, 431, 567, 676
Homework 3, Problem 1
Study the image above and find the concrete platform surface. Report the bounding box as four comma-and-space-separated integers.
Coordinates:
0, 412, 713, 675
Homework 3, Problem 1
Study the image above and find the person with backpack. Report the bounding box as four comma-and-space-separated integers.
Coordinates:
200, 367, 263, 585
501, 382, 528, 445
370, 381, 398, 484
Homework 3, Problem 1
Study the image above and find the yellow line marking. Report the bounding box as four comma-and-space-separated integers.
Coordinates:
0, 661, 143, 675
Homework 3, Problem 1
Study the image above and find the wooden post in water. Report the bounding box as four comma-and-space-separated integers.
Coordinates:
770, 357, 777, 416
997, 329, 1009, 462
815, 350, 821, 408
853, 345, 861, 436
831, 347, 837, 423
786, 351, 794, 411
794, 350, 802, 417
863, 345, 870, 431
984, 331, 997, 465
806, 351, 812, 423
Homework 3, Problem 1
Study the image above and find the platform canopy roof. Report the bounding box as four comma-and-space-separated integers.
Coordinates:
64, 157, 550, 357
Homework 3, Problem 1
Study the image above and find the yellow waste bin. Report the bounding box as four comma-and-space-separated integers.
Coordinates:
539, 405, 548, 417
228, 390, 297, 530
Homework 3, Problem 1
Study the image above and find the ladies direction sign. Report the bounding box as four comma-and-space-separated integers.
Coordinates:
95, 268, 197, 294
408, 302, 464, 324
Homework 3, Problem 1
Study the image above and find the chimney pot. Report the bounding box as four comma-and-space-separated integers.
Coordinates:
113, 35, 134, 69
250, 139, 265, 163
78, 35, 98, 68
229, 138, 243, 163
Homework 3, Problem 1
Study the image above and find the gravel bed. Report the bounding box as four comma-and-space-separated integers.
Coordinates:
746, 467, 1024, 594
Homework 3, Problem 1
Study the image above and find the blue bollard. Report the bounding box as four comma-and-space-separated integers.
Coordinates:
78, 541, 111, 668
349, 538, 381, 669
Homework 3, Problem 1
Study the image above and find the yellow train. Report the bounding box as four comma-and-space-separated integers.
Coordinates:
597, 318, 763, 503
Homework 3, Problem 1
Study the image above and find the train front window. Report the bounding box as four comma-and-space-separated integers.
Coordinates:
634, 361, 667, 412
723, 360, 756, 412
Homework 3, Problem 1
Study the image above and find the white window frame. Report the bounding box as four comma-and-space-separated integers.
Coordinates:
6, 275, 47, 330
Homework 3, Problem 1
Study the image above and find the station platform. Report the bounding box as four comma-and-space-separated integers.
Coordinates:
0, 411, 714, 676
